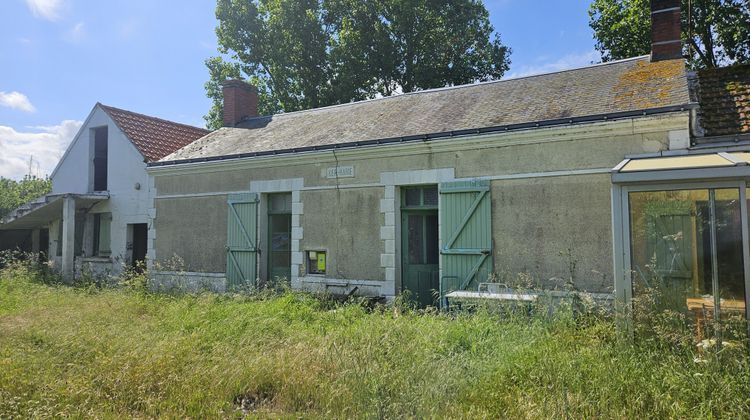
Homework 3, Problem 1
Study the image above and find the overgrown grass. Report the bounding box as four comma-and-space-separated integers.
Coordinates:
1, 263, 749, 418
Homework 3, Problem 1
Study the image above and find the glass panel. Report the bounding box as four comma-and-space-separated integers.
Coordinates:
269, 193, 292, 213
629, 188, 745, 329
269, 212, 291, 281
270, 215, 290, 251
271, 250, 291, 268
408, 214, 424, 264
425, 214, 439, 264
423, 186, 438, 206
715, 190, 744, 302
630, 189, 707, 313
405, 189, 421, 207
709, 189, 745, 340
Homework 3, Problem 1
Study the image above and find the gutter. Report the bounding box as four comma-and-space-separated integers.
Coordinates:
148, 104, 696, 168
692, 133, 750, 148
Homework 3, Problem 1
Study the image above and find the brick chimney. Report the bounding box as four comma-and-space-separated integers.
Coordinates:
222, 79, 258, 127
650, 0, 683, 61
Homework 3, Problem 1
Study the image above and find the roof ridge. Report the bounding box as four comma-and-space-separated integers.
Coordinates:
97, 103, 209, 133
240, 55, 652, 123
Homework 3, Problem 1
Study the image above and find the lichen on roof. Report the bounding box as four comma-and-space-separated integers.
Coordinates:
613, 60, 686, 110
163, 56, 690, 163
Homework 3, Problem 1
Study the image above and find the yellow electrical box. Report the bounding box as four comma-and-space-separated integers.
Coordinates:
316, 252, 326, 272
307, 250, 327, 274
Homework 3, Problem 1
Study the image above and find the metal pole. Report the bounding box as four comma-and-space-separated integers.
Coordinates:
709, 189, 721, 344
738, 183, 750, 337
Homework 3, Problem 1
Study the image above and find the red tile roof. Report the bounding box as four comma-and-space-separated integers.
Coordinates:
696, 64, 750, 137
98, 103, 210, 162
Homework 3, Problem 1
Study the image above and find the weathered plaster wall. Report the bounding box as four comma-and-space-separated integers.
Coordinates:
154, 195, 227, 272
149, 113, 688, 295
490, 174, 614, 292
300, 187, 383, 281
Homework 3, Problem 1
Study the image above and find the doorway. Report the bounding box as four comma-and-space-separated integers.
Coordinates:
131, 223, 148, 268
401, 186, 439, 307
267, 193, 292, 284
38, 228, 49, 263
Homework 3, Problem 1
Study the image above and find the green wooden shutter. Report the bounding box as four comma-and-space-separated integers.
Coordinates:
97, 213, 111, 256
226, 193, 259, 289
439, 179, 493, 300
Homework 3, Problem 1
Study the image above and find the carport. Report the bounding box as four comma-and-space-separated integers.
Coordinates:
0, 193, 109, 280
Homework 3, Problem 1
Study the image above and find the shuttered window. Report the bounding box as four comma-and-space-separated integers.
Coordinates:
93, 213, 112, 257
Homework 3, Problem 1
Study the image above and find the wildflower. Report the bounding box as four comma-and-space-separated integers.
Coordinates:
721, 340, 740, 349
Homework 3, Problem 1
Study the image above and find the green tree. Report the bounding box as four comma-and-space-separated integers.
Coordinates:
0, 176, 51, 219
204, 0, 510, 129
589, 0, 750, 68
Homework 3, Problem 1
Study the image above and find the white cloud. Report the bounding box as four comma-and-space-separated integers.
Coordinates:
0, 120, 82, 179
0, 91, 36, 113
505, 50, 600, 79
25, 0, 64, 21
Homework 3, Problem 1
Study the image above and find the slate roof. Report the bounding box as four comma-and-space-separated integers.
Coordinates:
99, 104, 210, 162
162, 56, 690, 163
695, 64, 750, 137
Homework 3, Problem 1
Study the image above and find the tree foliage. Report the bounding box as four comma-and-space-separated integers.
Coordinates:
589, 0, 750, 68
204, 0, 510, 129
0, 176, 51, 219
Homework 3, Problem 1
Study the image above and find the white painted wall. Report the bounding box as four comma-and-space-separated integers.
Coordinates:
49, 105, 155, 275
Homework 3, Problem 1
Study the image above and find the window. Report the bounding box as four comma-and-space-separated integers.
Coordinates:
307, 250, 326, 275
93, 213, 112, 257
267, 193, 292, 281
92, 127, 108, 191
402, 185, 438, 209
269, 193, 292, 213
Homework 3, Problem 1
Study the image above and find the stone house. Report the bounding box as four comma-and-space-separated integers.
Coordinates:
146, 1, 708, 310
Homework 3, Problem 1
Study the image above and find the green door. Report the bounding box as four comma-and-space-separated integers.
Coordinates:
267, 193, 292, 285
401, 186, 440, 307
226, 193, 259, 289
439, 180, 493, 302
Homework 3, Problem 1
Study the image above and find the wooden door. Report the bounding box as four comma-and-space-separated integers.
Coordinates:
401, 211, 439, 307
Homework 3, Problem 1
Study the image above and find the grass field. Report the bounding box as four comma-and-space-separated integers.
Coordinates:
1, 263, 749, 418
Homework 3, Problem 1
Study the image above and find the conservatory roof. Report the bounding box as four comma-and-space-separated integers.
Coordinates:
612, 151, 750, 183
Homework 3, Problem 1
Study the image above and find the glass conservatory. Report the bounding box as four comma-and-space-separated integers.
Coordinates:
611, 152, 750, 337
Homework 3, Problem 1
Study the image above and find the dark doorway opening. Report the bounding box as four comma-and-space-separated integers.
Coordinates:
38, 228, 49, 263
93, 126, 108, 191
131, 223, 148, 268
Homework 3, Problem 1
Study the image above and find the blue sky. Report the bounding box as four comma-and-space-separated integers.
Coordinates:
0, 0, 596, 179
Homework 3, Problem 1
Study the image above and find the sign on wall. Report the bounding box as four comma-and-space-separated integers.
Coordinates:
325, 166, 355, 179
